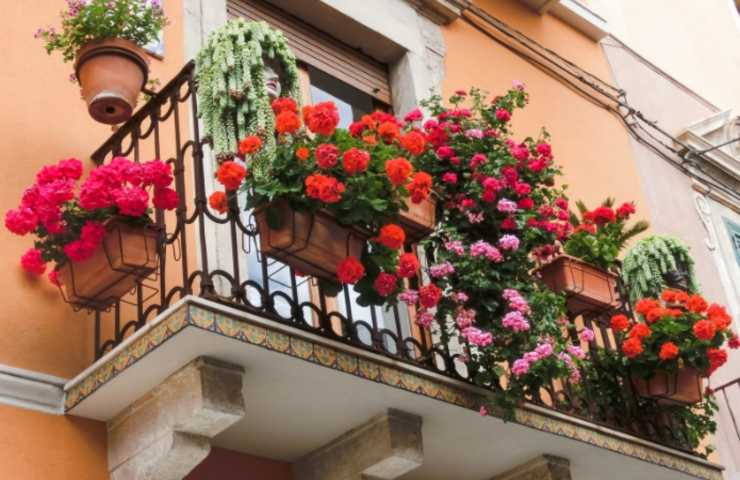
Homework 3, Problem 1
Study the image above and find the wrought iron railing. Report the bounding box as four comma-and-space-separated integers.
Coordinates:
88, 61, 698, 454
713, 377, 740, 442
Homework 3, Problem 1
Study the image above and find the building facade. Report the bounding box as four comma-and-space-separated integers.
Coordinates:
0, 0, 737, 479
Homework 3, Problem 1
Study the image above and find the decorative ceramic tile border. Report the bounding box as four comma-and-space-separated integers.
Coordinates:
65, 300, 722, 480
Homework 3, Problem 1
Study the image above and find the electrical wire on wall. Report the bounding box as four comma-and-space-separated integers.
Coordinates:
457, 3, 740, 205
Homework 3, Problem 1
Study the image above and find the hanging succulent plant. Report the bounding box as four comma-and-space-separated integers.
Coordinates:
622, 235, 699, 303
196, 19, 300, 178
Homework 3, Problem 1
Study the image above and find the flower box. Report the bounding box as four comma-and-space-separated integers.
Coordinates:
59, 219, 159, 309
254, 201, 368, 282
534, 256, 619, 315
631, 368, 703, 406
75, 38, 149, 124
399, 198, 436, 243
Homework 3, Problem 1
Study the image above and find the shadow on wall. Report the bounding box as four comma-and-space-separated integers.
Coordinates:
185, 447, 292, 479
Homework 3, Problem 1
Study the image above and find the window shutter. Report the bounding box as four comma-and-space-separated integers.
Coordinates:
227, 0, 392, 104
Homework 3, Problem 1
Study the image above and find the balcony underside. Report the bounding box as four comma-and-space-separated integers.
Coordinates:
64, 297, 722, 480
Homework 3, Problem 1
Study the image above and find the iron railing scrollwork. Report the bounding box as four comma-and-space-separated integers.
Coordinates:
88, 61, 697, 454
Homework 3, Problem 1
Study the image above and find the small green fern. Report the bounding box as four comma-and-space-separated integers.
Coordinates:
622, 235, 699, 302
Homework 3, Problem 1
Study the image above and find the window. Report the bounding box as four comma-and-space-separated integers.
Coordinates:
724, 218, 740, 267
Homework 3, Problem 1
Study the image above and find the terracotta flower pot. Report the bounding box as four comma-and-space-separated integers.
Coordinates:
254, 201, 368, 282
74, 38, 149, 124
399, 198, 436, 243
534, 256, 619, 315
59, 220, 159, 309
631, 368, 703, 406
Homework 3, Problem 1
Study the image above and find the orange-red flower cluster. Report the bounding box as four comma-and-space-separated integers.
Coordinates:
658, 341, 679, 361
295, 146, 310, 161
336, 256, 365, 284
305, 174, 344, 204
303, 101, 339, 136
208, 191, 228, 214
400, 131, 427, 156
407, 172, 433, 204
276, 110, 301, 135
238, 135, 262, 155
397, 252, 420, 278
385, 157, 413, 186
342, 148, 370, 175
610, 313, 630, 332
216, 161, 247, 191
375, 224, 405, 250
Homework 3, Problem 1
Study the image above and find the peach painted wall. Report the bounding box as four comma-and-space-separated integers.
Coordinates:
441, 0, 651, 224
186, 447, 292, 480
0, 0, 184, 379
0, 405, 108, 479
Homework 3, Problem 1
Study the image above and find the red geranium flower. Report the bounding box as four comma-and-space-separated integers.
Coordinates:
336, 256, 365, 284
707, 304, 732, 331
399, 131, 427, 156
271, 97, 297, 115
659, 342, 679, 361
407, 172, 432, 203
707, 348, 728, 374
216, 161, 247, 191
375, 224, 406, 250
238, 135, 262, 155
21, 248, 46, 275
729, 335, 740, 349
304, 174, 345, 204
209, 191, 228, 214
616, 202, 636, 219
296, 147, 310, 161
622, 337, 643, 358
315, 143, 339, 169
591, 206, 616, 225
385, 157, 413, 186
610, 314, 630, 332
303, 102, 339, 136
373, 272, 398, 297
397, 252, 420, 278
342, 148, 370, 175
635, 298, 659, 316
419, 283, 443, 308
275, 111, 301, 135
377, 121, 400, 143
686, 294, 708, 313
674, 290, 690, 303
693, 319, 716, 341
628, 323, 652, 340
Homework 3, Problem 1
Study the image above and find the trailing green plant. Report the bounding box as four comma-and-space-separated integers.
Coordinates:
196, 19, 300, 177
35, 0, 167, 62
564, 197, 649, 270
622, 235, 698, 303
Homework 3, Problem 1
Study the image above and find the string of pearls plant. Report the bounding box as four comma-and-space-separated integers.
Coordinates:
622, 235, 699, 302
196, 19, 300, 179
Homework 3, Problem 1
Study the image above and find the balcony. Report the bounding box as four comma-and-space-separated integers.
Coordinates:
63, 62, 723, 479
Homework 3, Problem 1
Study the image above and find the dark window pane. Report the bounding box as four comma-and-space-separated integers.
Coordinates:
308, 65, 375, 127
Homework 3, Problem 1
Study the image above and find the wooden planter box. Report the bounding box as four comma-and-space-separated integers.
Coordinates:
534, 256, 619, 315
399, 198, 436, 243
254, 201, 368, 282
59, 220, 159, 310
631, 368, 703, 406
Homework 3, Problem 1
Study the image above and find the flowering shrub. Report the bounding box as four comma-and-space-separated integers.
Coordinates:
564, 197, 649, 270
5, 157, 177, 282
400, 86, 586, 413
613, 289, 737, 378
209, 97, 435, 300
35, 0, 167, 63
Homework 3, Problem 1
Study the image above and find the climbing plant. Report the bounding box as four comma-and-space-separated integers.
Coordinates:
196, 19, 300, 178
622, 235, 699, 302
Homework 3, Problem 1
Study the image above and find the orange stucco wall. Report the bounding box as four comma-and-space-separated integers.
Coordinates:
442, 0, 651, 222
0, 405, 108, 479
0, 0, 184, 379
186, 447, 293, 479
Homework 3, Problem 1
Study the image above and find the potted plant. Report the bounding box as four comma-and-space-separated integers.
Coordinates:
611, 289, 737, 405
536, 198, 649, 315
35, 0, 167, 124
208, 98, 435, 305
196, 19, 301, 175
5, 157, 179, 309
622, 235, 699, 303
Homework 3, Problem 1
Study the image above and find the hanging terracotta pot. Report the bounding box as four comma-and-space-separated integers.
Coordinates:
59, 219, 159, 309
631, 368, 703, 406
74, 38, 149, 125
254, 201, 368, 282
399, 198, 436, 243
534, 255, 619, 315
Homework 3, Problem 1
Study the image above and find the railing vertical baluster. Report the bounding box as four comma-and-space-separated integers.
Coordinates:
172, 97, 190, 295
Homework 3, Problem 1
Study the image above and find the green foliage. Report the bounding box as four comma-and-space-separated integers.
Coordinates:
622, 235, 699, 303
36, 0, 167, 62
564, 197, 649, 270
196, 19, 300, 176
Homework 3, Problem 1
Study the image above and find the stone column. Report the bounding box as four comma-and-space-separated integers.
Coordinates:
107, 357, 246, 480
293, 409, 424, 480
491, 455, 572, 480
